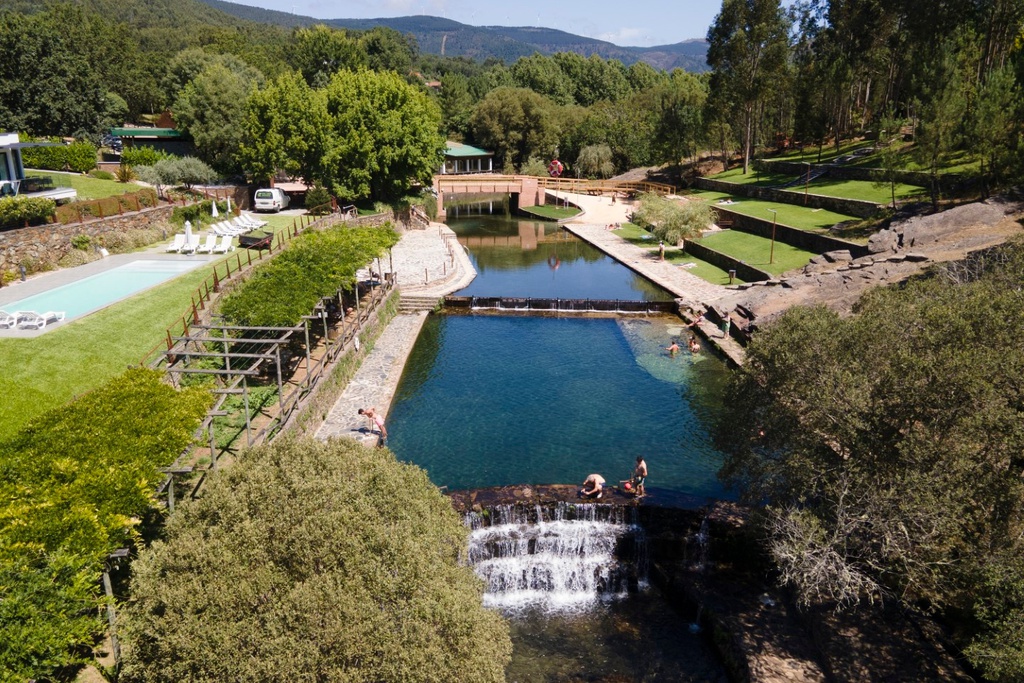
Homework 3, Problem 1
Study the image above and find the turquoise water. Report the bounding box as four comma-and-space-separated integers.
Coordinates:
388, 315, 731, 500
449, 213, 670, 300
2, 259, 209, 321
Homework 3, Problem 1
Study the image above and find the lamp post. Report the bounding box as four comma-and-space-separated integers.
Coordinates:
768, 209, 778, 265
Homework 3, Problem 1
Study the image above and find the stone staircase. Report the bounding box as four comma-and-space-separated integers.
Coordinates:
399, 292, 442, 313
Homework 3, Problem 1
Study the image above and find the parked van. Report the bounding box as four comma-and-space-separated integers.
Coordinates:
254, 187, 290, 212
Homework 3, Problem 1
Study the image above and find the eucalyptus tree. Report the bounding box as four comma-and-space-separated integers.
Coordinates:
470, 87, 560, 170
707, 0, 791, 173
652, 69, 708, 177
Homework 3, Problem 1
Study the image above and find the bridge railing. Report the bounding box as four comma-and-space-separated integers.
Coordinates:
435, 174, 675, 196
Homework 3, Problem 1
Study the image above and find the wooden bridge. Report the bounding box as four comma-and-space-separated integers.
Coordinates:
433, 174, 676, 219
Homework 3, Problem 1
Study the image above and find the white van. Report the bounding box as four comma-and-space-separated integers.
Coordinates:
254, 188, 290, 212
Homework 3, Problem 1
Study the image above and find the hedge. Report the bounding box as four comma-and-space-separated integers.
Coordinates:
20, 140, 97, 173
0, 195, 56, 229
170, 199, 229, 226
120, 147, 172, 168
0, 369, 211, 681
219, 224, 400, 327
54, 187, 158, 224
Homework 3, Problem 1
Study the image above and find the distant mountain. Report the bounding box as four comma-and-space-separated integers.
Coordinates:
199, 1, 708, 72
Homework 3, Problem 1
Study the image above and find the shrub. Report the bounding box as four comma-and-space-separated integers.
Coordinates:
0, 369, 211, 682
71, 234, 91, 250
89, 169, 116, 181
21, 140, 97, 173
519, 156, 549, 176
171, 199, 227, 226
121, 147, 171, 168
219, 224, 400, 327
118, 437, 511, 683
632, 193, 714, 245
0, 196, 56, 229
99, 226, 164, 252
115, 164, 136, 183
58, 248, 97, 268
305, 186, 332, 215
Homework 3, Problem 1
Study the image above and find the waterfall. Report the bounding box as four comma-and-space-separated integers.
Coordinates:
465, 502, 647, 613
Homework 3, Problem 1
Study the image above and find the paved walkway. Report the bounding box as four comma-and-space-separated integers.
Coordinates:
317, 224, 477, 445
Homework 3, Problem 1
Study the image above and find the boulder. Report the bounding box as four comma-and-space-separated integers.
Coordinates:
823, 250, 853, 263
867, 229, 897, 254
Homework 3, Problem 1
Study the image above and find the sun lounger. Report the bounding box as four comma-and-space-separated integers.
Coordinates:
240, 212, 268, 227
17, 311, 65, 330
196, 234, 218, 254
228, 218, 253, 232
0, 310, 21, 329
165, 234, 186, 252
180, 234, 201, 254
213, 235, 235, 253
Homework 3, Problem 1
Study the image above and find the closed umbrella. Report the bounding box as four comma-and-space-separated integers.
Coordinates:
184, 220, 193, 245
211, 200, 219, 218
225, 196, 231, 214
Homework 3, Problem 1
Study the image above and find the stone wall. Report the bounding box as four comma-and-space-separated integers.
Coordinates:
682, 239, 772, 282
0, 205, 175, 275
712, 207, 872, 259
694, 177, 881, 218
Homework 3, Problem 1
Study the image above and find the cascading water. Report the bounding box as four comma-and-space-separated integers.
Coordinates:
465, 502, 647, 612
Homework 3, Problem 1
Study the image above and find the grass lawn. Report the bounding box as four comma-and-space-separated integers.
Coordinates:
694, 230, 816, 276
771, 139, 876, 164
690, 190, 858, 232
0, 212, 311, 440
612, 222, 659, 247
612, 223, 747, 285
708, 167, 795, 187
807, 177, 925, 204
520, 205, 581, 220
26, 171, 145, 200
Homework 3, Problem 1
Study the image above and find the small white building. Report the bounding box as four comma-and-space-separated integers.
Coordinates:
0, 132, 78, 202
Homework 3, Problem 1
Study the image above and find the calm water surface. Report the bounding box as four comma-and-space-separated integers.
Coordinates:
388, 315, 731, 500
449, 211, 669, 300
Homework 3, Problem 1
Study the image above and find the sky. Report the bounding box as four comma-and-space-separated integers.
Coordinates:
230, 0, 723, 46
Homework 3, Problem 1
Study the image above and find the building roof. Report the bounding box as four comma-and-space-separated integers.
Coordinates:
110, 127, 183, 139
445, 142, 493, 158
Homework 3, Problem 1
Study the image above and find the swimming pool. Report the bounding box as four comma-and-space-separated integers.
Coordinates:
2, 259, 211, 323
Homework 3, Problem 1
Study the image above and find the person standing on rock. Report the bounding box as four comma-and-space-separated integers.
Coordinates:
658, 241, 666, 261
721, 316, 732, 340
632, 457, 648, 497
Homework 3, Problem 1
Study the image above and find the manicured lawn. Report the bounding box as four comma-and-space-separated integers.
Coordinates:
708, 167, 795, 187
690, 190, 858, 232
520, 205, 581, 220
771, 139, 876, 164
807, 177, 926, 204
613, 222, 659, 247
694, 230, 816, 276
665, 249, 747, 284
0, 212, 309, 439
26, 171, 144, 200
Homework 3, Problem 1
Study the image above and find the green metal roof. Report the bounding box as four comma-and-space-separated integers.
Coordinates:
110, 127, 183, 138
445, 142, 492, 158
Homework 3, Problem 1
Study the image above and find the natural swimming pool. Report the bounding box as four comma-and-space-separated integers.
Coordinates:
1, 259, 210, 324
388, 314, 731, 500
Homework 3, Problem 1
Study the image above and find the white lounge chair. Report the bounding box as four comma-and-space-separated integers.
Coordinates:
213, 235, 235, 253
240, 212, 267, 227
165, 234, 186, 252
196, 234, 218, 254
180, 234, 201, 254
17, 311, 65, 330
0, 310, 21, 329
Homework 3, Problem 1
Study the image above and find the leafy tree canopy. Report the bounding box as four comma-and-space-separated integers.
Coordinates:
119, 436, 511, 683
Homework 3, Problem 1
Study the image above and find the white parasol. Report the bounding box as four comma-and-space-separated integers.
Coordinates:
225, 196, 231, 214
184, 220, 193, 244
211, 200, 219, 218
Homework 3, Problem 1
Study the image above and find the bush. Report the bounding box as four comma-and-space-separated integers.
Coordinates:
519, 156, 549, 176
58, 248, 97, 268
305, 186, 333, 215
220, 224, 400, 327
20, 140, 97, 173
0, 196, 56, 229
170, 199, 228, 226
121, 147, 172, 168
632, 193, 714, 245
116, 164, 137, 183
118, 437, 511, 683
89, 169, 116, 181
71, 234, 91, 250
0, 369, 211, 682
99, 226, 165, 252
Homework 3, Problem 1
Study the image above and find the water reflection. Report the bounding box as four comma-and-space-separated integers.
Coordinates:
447, 206, 669, 300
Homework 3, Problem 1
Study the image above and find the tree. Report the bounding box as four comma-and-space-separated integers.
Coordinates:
289, 25, 366, 87
914, 41, 969, 208
173, 61, 264, 174
707, 0, 791, 174
0, 12, 106, 136
652, 70, 708, 179
238, 71, 329, 184
872, 112, 906, 209
576, 144, 614, 178
631, 193, 714, 245
439, 72, 475, 140
470, 87, 559, 170
359, 26, 417, 74
972, 64, 1021, 196
118, 437, 512, 683
511, 54, 575, 105
321, 69, 444, 202
717, 239, 1024, 677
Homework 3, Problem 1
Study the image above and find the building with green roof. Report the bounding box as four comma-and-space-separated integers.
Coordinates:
442, 142, 493, 175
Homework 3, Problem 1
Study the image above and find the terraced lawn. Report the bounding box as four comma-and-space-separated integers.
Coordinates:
694, 229, 817, 276
26, 171, 145, 200
612, 223, 745, 285
690, 190, 858, 232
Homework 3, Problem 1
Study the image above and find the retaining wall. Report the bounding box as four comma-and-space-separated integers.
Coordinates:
681, 240, 773, 282
694, 177, 881, 218
711, 207, 871, 259
0, 205, 175, 276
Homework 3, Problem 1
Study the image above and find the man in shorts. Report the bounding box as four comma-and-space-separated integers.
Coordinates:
632, 457, 648, 497
357, 407, 388, 444
580, 473, 606, 499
